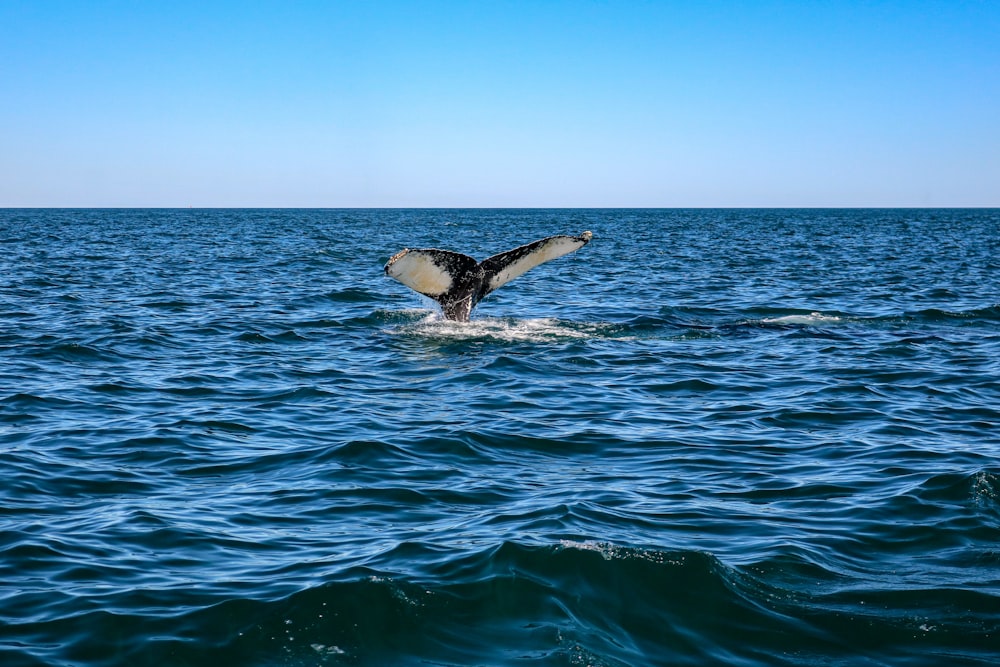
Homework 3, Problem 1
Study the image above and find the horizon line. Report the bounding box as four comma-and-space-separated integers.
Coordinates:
3, 205, 999, 210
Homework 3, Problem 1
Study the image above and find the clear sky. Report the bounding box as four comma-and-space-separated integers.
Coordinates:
1, 0, 998, 207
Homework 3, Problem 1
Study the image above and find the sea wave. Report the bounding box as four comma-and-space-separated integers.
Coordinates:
4, 540, 996, 666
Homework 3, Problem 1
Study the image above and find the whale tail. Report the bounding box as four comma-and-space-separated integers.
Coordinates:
384, 231, 592, 321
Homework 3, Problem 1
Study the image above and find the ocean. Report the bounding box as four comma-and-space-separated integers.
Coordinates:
1, 208, 998, 666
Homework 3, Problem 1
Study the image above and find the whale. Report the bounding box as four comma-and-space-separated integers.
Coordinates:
384, 231, 593, 321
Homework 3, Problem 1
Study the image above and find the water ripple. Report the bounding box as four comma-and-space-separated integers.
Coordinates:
1, 209, 998, 666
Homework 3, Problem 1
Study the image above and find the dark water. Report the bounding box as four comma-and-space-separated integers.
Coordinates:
1, 208, 998, 666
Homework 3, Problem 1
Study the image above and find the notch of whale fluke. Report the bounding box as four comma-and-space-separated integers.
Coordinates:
384, 231, 593, 322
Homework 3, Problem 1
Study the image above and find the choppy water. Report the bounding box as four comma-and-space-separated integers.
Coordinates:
1, 208, 999, 666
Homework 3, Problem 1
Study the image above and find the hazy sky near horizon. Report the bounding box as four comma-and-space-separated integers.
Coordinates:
2, 1, 998, 207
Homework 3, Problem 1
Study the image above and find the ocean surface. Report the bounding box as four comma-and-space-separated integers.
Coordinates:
1, 208, 998, 666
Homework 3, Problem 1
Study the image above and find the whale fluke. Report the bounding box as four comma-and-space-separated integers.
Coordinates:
384, 231, 593, 321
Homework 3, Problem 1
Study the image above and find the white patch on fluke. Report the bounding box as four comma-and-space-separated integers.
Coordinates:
384, 249, 453, 296
486, 235, 590, 292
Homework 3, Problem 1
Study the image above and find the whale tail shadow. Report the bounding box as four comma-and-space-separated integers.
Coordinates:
384, 231, 593, 322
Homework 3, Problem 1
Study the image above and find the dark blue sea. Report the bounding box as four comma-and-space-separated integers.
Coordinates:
1, 208, 999, 666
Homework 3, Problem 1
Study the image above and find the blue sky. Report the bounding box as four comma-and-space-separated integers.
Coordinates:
1, 0, 997, 207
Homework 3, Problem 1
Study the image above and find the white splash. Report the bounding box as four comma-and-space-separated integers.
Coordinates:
388, 312, 614, 342
761, 312, 843, 326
